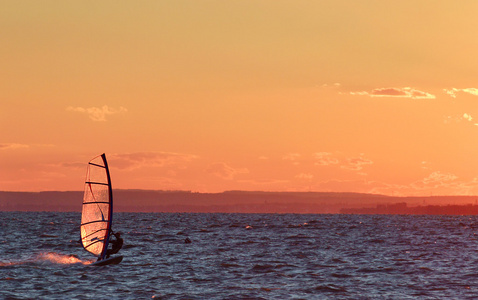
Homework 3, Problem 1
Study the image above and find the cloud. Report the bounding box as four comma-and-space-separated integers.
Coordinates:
314, 152, 339, 166
421, 161, 431, 170
110, 151, 198, 170
282, 153, 301, 161
67, 105, 127, 121
313, 152, 372, 172
463, 113, 473, 122
0, 143, 29, 150
341, 156, 373, 171
320, 83, 341, 88
390, 171, 459, 193
421, 171, 458, 186
461, 88, 478, 96
444, 113, 478, 126
282, 153, 301, 165
372, 88, 409, 97
205, 162, 249, 180
444, 88, 478, 98
296, 173, 314, 180
350, 87, 435, 99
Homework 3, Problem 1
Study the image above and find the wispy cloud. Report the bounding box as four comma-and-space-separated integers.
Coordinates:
444, 113, 478, 126
444, 88, 478, 98
0, 143, 29, 150
320, 83, 341, 89
296, 173, 314, 180
282, 153, 301, 161
463, 113, 473, 122
421, 171, 458, 186
350, 87, 435, 99
110, 151, 198, 170
341, 156, 373, 171
283, 153, 301, 165
205, 162, 249, 180
421, 161, 431, 170
405, 171, 460, 193
67, 105, 127, 121
314, 152, 339, 166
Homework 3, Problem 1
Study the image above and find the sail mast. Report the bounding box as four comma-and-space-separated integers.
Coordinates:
100, 153, 113, 260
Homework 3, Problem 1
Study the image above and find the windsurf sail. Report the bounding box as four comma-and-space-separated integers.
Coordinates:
80, 153, 113, 260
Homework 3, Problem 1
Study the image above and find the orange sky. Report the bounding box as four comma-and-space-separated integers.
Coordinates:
2, 1, 478, 196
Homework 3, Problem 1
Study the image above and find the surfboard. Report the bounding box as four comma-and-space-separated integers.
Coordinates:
90, 255, 123, 266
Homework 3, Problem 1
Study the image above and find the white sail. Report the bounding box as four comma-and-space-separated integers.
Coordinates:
80, 154, 113, 259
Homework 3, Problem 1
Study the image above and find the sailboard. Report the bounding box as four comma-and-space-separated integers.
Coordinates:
80, 153, 123, 266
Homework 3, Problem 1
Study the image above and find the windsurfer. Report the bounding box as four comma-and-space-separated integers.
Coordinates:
105, 232, 123, 258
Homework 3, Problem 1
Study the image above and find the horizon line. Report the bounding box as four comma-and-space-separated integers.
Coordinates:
2, 189, 478, 198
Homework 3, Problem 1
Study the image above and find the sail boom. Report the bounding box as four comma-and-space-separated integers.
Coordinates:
88, 162, 106, 168
85, 181, 109, 186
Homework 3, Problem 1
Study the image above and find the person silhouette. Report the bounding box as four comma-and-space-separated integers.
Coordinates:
105, 232, 123, 258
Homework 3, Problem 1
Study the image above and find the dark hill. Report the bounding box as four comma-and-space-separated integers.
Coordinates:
1, 190, 477, 214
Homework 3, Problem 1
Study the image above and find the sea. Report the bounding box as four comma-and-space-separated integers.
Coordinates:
2, 212, 478, 299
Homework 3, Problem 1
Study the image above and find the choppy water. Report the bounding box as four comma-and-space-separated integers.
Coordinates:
2, 212, 478, 299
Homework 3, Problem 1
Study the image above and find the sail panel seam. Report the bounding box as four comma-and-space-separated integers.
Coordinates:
85, 239, 104, 249
82, 228, 107, 239
81, 220, 109, 226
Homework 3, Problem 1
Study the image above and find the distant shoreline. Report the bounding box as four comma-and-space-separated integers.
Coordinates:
1, 190, 478, 214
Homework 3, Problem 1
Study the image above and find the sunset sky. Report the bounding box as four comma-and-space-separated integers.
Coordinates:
2, 1, 478, 196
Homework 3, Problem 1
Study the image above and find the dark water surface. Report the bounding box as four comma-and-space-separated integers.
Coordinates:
2, 212, 478, 299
